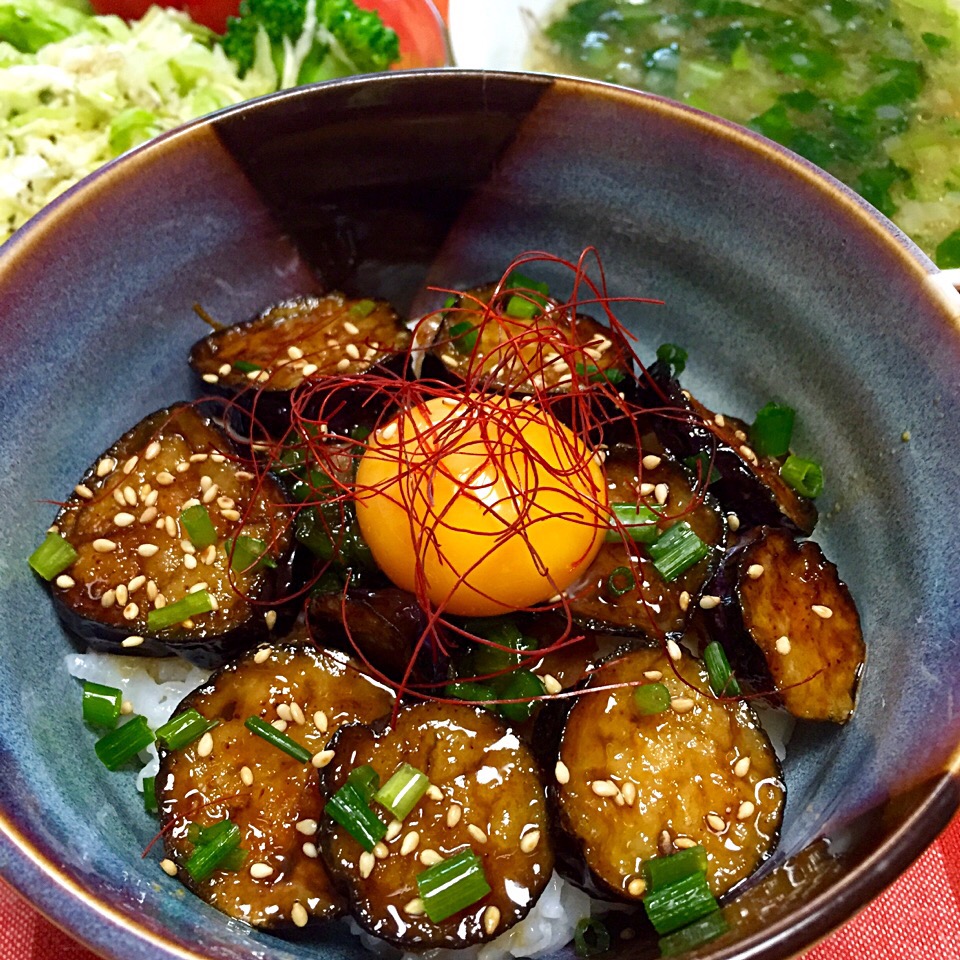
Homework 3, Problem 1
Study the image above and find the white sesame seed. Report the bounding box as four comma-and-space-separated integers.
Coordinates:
155, 471, 175, 486
100, 589, 117, 609
113, 488, 126, 507
738, 801, 756, 820
216, 496, 235, 510
276, 703, 293, 722
220, 509, 241, 522
189, 453, 208, 463
384, 819, 402, 841
343, 321, 360, 336
144, 441, 162, 461
313, 710, 328, 733
373, 842, 388, 860
291, 902, 308, 928
666, 638, 682, 662
426, 785, 443, 801
122, 455, 139, 475
706, 814, 726, 832
359, 851, 375, 878
336, 358, 351, 372
519, 829, 541, 854
404, 898, 425, 917
188, 581, 208, 593
146, 580, 158, 601
163, 516, 177, 537
202, 485, 219, 504
734, 756, 751, 778
246, 368, 262, 381
93, 538, 117, 553
312, 749, 335, 768
160, 858, 178, 877
137, 543, 159, 557
240, 766, 254, 786
699, 595, 721, 610
254, 647, 272, 664
120, 700, 133, 715
210, 454, 226, 463
154, 594, 166, 609
400, 831, 420, 856
75, 484, 94, 499
446, 804, 462, 828
218, 364, 232, 377
420, 849, 443, 866
621, 781, 637, 806
115, 584, 129, 606
555, 761, 570, 784
746, 563, 765, 579
139, 506, 158, 524
727, 512, 740, 532
678, 591, 690, 612
249, 862, 273, 879
295, 818, 318, 837
144, 489, 159, 507
202, 545, 217, 565
590, 780, 619, 798
627, 878, 646, 897
739, 444, 758, 464
775, 636, 792, 655
183, 554, 198, 570
287, 346, 304, 360
96, 458, 117, 477
291, 702, 306, 726
483, 905, 501, 937
55, 575, 75, 589
812, 604, 833, 619
123, 486, 138, 506
378, 421, 398, 442
654, 482, 669, 505
675, 837, 697, 849
671, 697, 696, 714
643, 670, 663, 681
440, 353, 458, 368
642, 454, 662, 470
272, 719, 288, 732
122, 603, 139, 621
301, 842, 318, 859
197, 732, 214, 758
345, 343, 361, 360
467, 824, 488, 844
202, 373, 219, 384
542, 674, 562, 695
121, 635, 144, 648
176, 462, 190, 473
639, 482, 655, 496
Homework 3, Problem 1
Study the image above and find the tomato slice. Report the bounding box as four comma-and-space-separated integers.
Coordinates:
88, 0, 241, 34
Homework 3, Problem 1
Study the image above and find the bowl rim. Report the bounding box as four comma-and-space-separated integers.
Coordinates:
2, 68, 959, 960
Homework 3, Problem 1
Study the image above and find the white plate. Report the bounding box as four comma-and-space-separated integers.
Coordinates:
448, 0, 557, 69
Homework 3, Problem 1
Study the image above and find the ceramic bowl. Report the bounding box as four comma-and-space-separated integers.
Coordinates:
1, 70, 959, 960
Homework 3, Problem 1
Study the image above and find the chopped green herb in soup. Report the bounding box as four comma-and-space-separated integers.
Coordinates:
533, 0, 960, 265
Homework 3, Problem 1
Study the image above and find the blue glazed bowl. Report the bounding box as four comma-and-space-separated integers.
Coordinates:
1, 70, 960, 960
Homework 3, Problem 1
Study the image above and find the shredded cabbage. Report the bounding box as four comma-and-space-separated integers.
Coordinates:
0, 0, 277, 242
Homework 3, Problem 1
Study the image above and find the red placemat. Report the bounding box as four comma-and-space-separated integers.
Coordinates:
3, 812, 960, 959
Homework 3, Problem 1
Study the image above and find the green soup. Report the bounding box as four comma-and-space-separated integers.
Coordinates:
534, 0, 960, 266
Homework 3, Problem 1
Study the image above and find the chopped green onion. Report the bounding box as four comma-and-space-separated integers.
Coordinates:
497, 669, 545, 723
244, 716, 312, 764
574, 362, 625, 385
375, 763, 430, 820
350, 299, 377, 318
94, 715, 155, 771
633, 682, 671, 716
643, 871, 719, 935
445, 682, 497, 707
606, 502, 662, 544
505, 294, 540, 319
643, 846, 709, 891
146, 590, 216, 632
751, 402, 795, 458
224, 536, 277, 572
448, 320, 479, 354
180, 504, 217, 549
156, 709, 218, 751
656, 343, 688, 378
684, 452, 721, 486
184, 820, 242, 882
326, 782, 388, 852
187, 820, 237, 846
232, 360, 260, 374
574, 917, 610, 957
82, 680, 122, 729
416, 848, 491, 923
143, 776, 158, 815
506, 270, 550, 298
346, 764, 381, 804
607, 566, 636, 597
658, 908, 728, 956
463, 619, 537, 676
28, 532, 78, 580
648, 523, 710, 582
442, 294, 457, 309
780, 455, 824, 498
704, 642, 740, 697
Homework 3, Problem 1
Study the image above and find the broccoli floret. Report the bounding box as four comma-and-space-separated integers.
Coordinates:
221, 0, 400, 87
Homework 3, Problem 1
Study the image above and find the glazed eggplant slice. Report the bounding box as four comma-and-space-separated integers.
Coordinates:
157, 637, 395, 929
191, 294, 411, 438
552, 647, 784, 900
47, 405, 294, 667
638, 362, 817, 536
426, 281, 631, 395
705, 527, 864, 723
318, 702, 554, 949
567, 445, 725, 636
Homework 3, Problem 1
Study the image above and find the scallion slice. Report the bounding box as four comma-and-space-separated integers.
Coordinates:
505, 294, 539, 319
448, 321, 479, 354
643, 846, 709, 892
780, 455, 824, 498
180, 504, 217, 549
325, 782, 388, 852
658, 908, 728, 956
143, 775, 158, 815
574, 917, 610, 958
350, 299, 377, 318
231, 360, 260, 374
82, 680, 122, 729
463, 619, 537, 676
156, 709, 218, 751
633, 682, 671, 716
497, 669, 545, 723
244, 716, 312, 764
375, 763, 430, 820
184, 820, 242, 882
506, 270, 550, 298
656, 343, 688, 378
751, 402, 795, 458
346, 764, 381, 805
94, 715, 155, 771
703, 642, 740, 697
648, 523, 710, 582
504, 270, 550, 319
225, 536, 277, 572
416, 849, 491, 923
28, 532, 78, 580
643, 871, 719, 935
606, 502, 662, 544
445, 682, 497, 707
146, 590, 215, 632
574, 362, 625, 385
607, 566, 636, 597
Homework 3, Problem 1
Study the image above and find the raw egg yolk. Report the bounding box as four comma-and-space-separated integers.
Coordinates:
354, 395, 607, 617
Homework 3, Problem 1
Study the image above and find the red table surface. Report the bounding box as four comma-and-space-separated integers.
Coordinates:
2, 811, 960, 959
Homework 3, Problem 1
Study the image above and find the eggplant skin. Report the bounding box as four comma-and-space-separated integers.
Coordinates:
157, 635, 395, 930
634, 362, 818, 536
550, 647, 784, 901
47, 404, 296, 669
704, 527, 865, 724
318, 702, 554, 950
